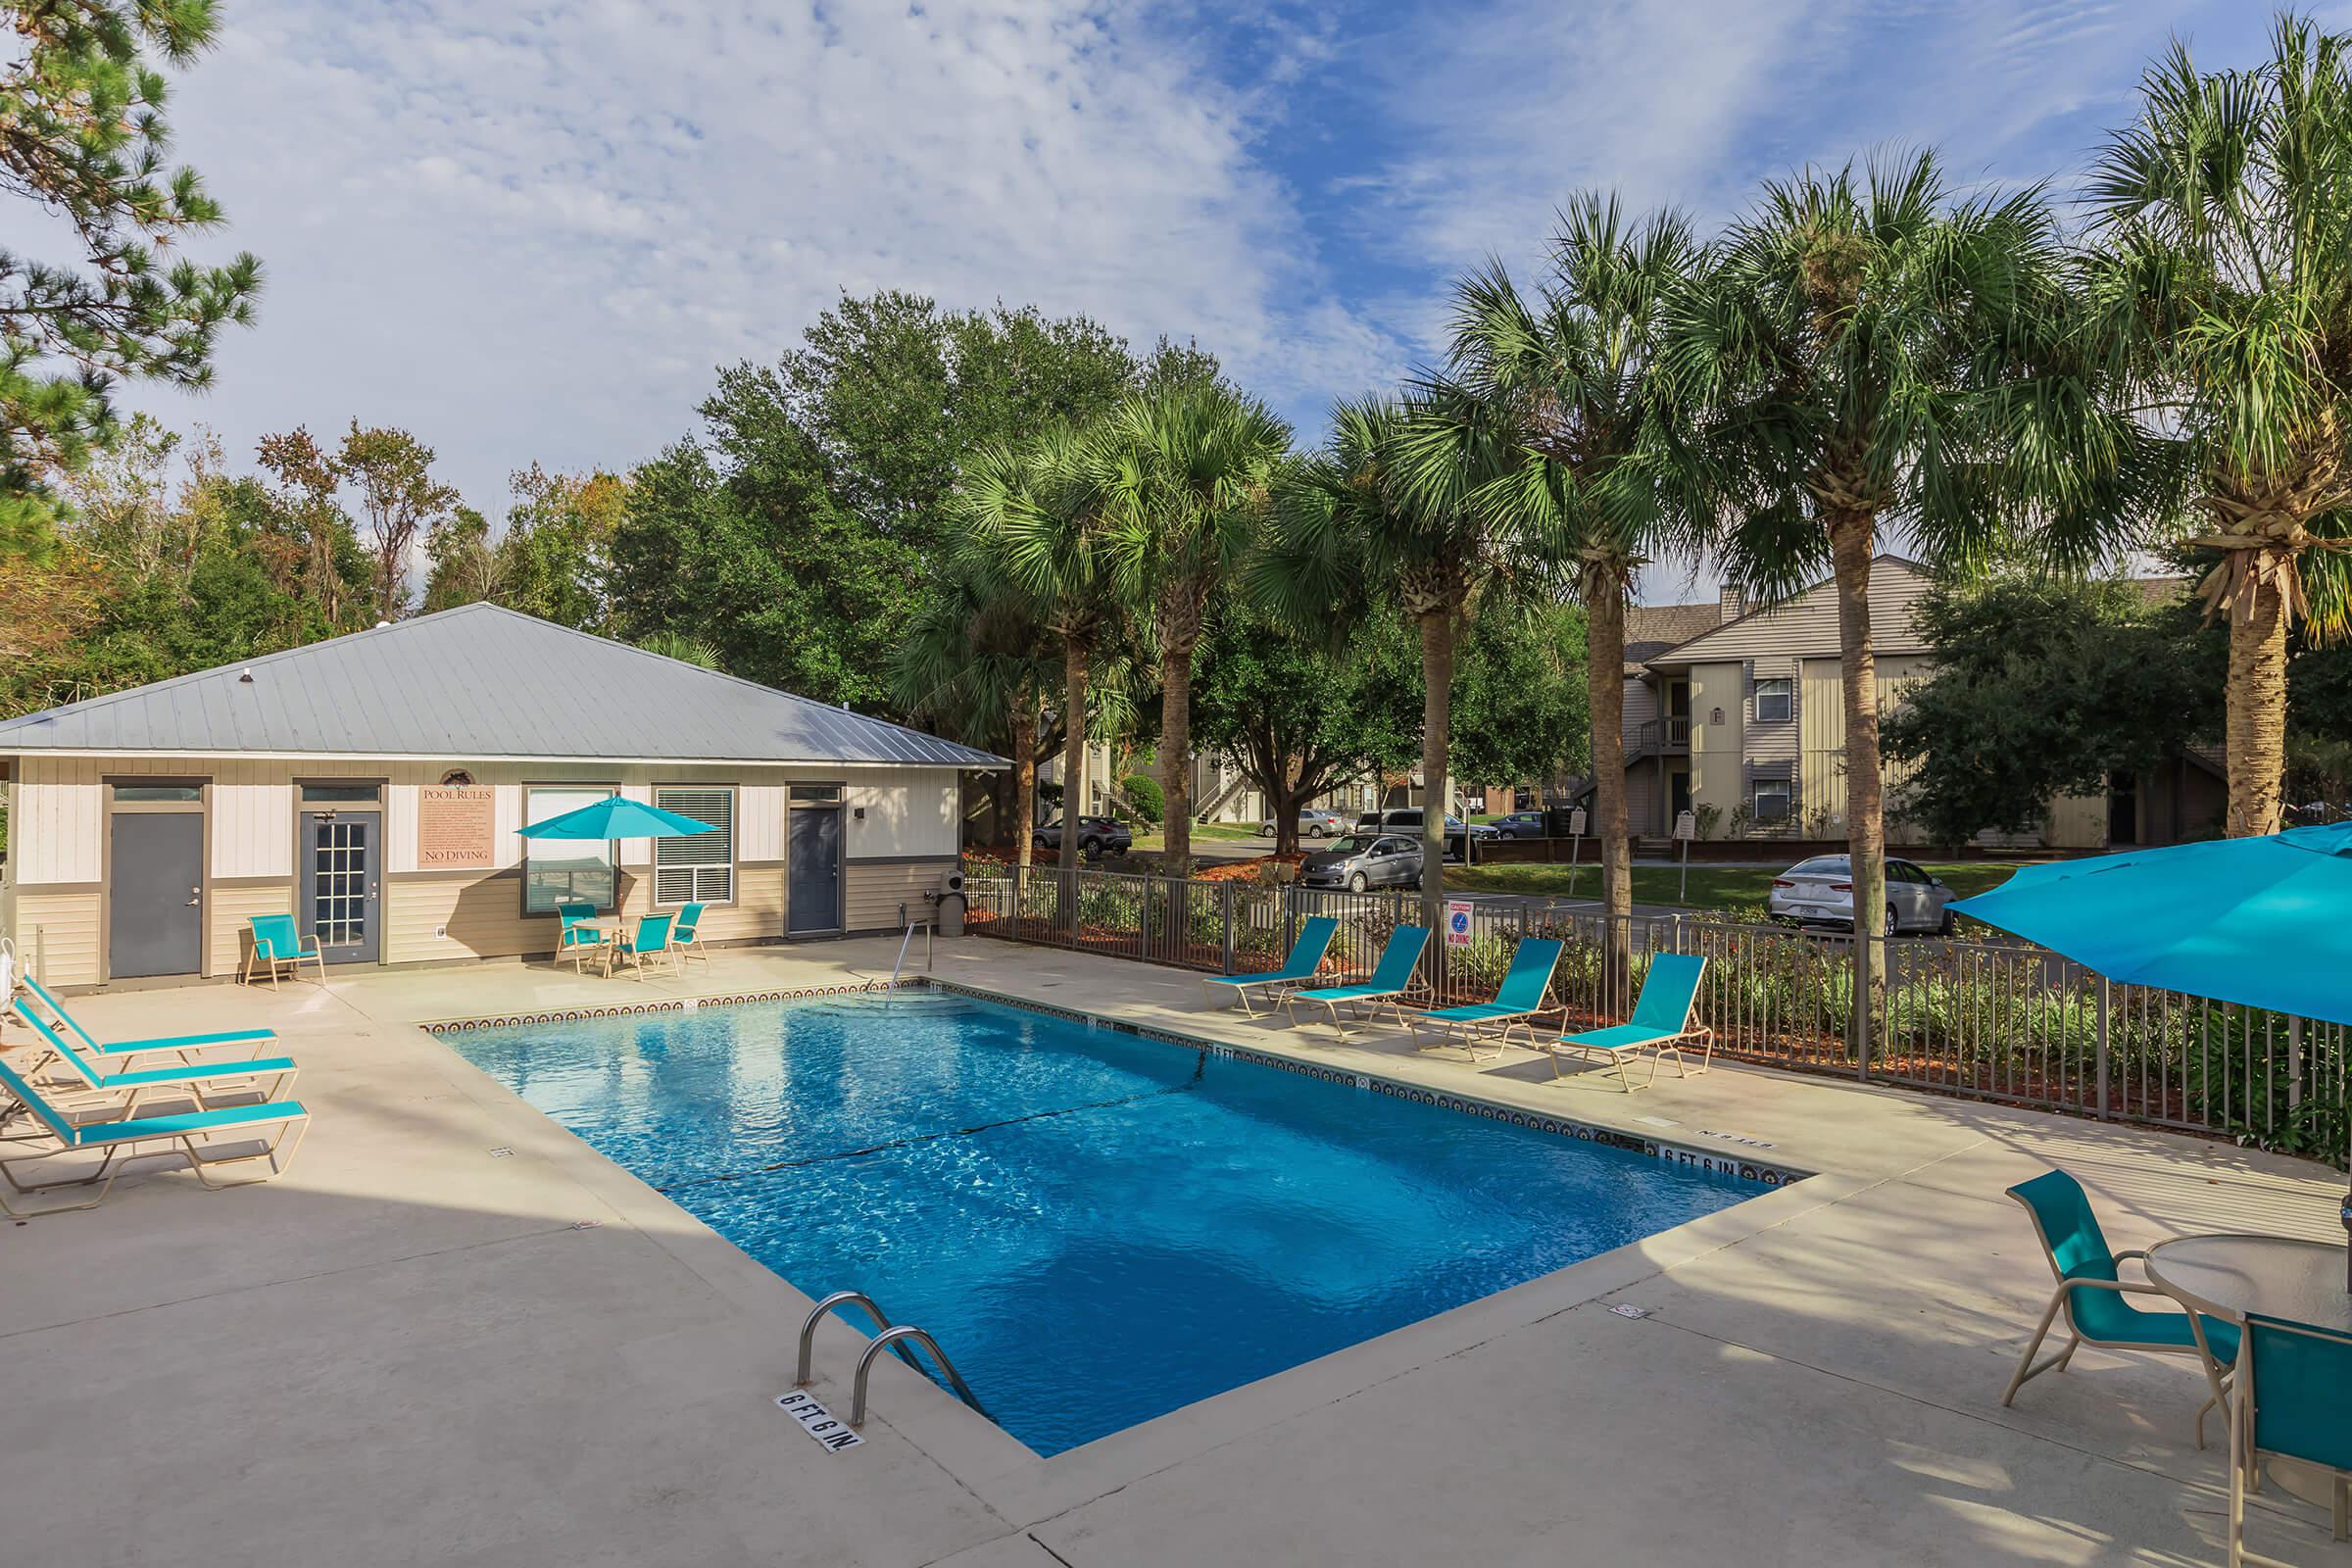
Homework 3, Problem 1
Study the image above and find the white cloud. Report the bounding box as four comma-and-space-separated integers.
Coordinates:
129, 1, 1375, 514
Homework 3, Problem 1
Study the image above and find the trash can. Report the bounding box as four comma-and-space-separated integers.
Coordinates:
938, 891, 965, 937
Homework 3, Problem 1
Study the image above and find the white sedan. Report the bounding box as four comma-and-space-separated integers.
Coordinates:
1768, 855, 1957, 937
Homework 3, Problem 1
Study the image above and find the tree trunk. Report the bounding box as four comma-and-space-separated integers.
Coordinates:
1158, 638, 1195, 874
1060, 639, 1090, 928
1415, 607, 1457, 969
1584, 563, 1633, 1016
1011, 696, 1038, 870
2224, 562, 2290, 838
1829, 512, 1886, 1060
1273, 772, 1302, 859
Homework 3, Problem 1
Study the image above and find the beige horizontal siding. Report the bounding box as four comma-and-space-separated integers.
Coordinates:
210, 881, 296, 977
844, 859, 956, 933
1649, 558, 1935, 666
16, 888, 101, 988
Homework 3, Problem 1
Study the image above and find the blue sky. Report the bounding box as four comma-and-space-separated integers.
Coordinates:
134, 0, 2313, 599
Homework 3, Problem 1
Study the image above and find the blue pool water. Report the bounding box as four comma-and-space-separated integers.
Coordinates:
448, 992, 1772, 1454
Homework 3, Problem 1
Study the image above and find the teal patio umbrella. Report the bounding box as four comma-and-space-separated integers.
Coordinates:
1950, 821, 2352, 1285
516, 797, 716, 841
1947, 821, 2352, 1026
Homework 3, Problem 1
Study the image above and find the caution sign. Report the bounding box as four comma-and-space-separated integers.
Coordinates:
1446, 898, 1475, 947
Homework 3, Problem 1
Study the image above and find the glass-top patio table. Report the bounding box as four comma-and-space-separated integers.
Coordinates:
2146, 1233, 2350, 1521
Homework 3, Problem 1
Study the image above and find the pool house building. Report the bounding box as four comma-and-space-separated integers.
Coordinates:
0, 605, 999, 989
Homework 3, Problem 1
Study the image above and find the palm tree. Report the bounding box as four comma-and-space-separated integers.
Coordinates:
1098, 383, 1292, 872
1413, 195, 1711, 1004
1670, 150, 2125, 1049
892, 547, 1062, 867
2083, 14, 2352, 837
959, 424, 1123, 909
1267, 397, 1553, 941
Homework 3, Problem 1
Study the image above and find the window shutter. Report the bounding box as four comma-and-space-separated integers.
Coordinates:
654, 788, 735, 904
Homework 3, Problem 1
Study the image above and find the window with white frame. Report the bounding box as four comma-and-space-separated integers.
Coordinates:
1754, 676, 1792, 723
523, 785, 618, 914
1751, 777, 1792, 825
654, 786, 735, 905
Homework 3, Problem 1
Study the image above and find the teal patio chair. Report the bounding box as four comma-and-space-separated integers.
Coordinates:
0, 1051, 309, 1218
603, 912, 676, 980
1410, 937, 1562, 1060
1999, 1168, 2236, 1448
1283, 925, 1430, 1035
1200, 916, 1337, 1016
670, 902, 710, 973
8, 997, 298, 1114
1544, 953, 1712, 1091
241, 912, 325, 990
556, 901, 607, 974
15, 973, 274, 1077
2229, 1312, 2352, 1564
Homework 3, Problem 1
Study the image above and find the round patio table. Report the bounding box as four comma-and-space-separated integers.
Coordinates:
2144, 1233, 2350, 1332
2145, 1233, 2351, 1518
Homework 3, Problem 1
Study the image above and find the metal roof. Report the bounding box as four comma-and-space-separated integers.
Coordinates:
0, 604, 1004, 767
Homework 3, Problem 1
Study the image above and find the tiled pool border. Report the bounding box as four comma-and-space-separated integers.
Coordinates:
420, 977, 1811, 1190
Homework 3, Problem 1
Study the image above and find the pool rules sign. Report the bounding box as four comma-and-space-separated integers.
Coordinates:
1446, 898, 1475, 947
417, 785, 495, 869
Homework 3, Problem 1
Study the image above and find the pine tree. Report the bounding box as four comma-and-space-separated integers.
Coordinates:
1, 1, 262, 550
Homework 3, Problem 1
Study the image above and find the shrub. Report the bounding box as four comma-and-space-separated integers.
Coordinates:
1119, 772, 1164, 825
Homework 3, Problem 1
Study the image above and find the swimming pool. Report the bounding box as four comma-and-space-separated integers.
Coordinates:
447, 989, 1779, 1455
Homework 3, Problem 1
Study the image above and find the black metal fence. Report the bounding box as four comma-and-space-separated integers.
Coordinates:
964, 866, 2350, 1163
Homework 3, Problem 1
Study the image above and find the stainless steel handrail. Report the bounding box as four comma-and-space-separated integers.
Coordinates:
795, 1290, 916, 1386
851, 1325, 984, 1427
886, 917, 934, 992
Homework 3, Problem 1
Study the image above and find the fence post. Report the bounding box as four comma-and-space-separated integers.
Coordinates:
1220, 880, 1236, 975
2288, 1016, 2305, 1112
1852, 935, 1872, 1082
2094, 976, 2112, 1120
1283, 880, 1298, 966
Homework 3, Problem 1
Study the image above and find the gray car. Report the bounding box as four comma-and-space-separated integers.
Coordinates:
1768, 855, 1956, 937
1489, 810, 1547, 839
1260, 808, 1347, 838
1299, 833, 1423, 892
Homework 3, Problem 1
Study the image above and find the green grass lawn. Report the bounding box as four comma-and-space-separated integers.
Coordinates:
1127, 820, 1266, 851
1443, 858, 2025, 912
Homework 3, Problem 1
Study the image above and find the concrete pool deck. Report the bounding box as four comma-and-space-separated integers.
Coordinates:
3, 938, 2346, 1567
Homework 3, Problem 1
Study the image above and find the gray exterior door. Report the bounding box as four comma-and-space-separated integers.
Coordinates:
788, 808, 843, 935
109, 812, 204, 978
301, 812, 382, 964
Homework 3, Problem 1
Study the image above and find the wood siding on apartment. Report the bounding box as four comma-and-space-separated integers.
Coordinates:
1647, 558, 1936, 666
1798, 654, 1933, 842
1686, 662, 1746, 822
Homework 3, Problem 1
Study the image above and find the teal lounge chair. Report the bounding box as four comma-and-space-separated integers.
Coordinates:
1410, 937, 1562, 1059
671, 902, 710, 972
1545, 953, 1712, 1092
16, 973, 274, 1075
241, 912, 326, 989
0, 1051, 309, 1218
8, 998, 297, 1114
603, 911, 676, 980
2000, 1169, 2236, 1448
556, 901, 607, 974
1200, 916, 1338, 1016
2229, 1312, 2352, 1563
1283, 925, 1430, 1035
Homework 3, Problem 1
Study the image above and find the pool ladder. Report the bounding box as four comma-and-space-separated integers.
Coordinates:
796, 1290, 984, 1428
